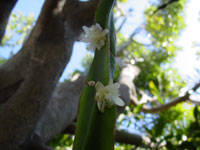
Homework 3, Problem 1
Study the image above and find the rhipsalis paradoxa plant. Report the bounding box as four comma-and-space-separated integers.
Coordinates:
73, 0, 124, 150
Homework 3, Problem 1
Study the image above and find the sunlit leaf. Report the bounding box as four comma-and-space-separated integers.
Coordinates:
149, 80, 163, 104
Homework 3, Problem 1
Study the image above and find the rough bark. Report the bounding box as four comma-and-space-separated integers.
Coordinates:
34, 76, 86, 141
0, 0, 99, 149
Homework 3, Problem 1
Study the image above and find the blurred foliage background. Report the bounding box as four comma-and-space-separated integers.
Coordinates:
1, 0, 200, 149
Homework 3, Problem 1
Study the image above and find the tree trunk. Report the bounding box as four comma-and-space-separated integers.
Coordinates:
0, 0, 99, 149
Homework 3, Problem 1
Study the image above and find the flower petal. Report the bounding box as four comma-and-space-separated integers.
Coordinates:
95, 79, 124, 112
102, 29, 109, 35
81, 24, 108, 51
95, 23, 102, 30
96, 44, 102, 50
110, 83, 120, 89
99, 40, 105, 46
82, 26, 90, 34
81, 37, 90, 43
97, 100, 105, 112
111, 96, 125, 106
86, 44, 96, 50
108, 79, 113, 85
95, 81, 104, 91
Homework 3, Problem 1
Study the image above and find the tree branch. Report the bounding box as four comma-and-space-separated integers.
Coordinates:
117, 27, 143, 55
131, 94, 189, 113
130, 83, 200, 113
153, 0, 179, 14
61, 0, 101, 34
0, 0, 18, 43
115, 130, 146, 146
116, 17, 127, 33
0, 0, 100, 149
63, 123, 148, 147
187, 99, 200, 105
34, 76, 85, 141
118, 64, 200, 113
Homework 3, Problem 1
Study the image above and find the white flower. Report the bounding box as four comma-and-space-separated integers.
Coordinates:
95, 79, 125, 112
82, 23, 109, 51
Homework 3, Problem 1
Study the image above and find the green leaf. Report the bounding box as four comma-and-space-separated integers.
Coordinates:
149, 80, 163, 104
134, 103, 144, 114
73, 0, 116, 150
